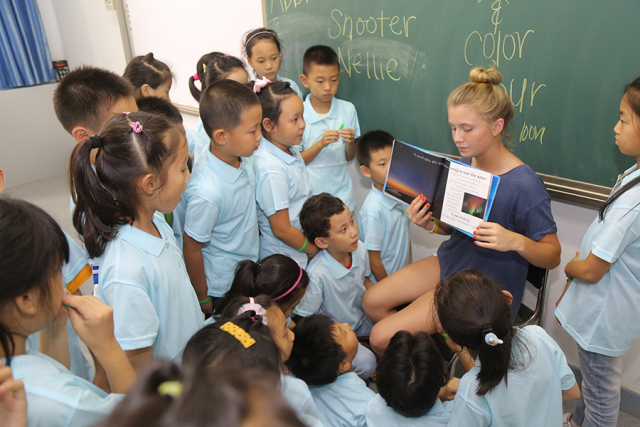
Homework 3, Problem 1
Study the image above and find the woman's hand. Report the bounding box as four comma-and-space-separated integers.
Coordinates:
407, 195, 433, 230
0, 361, 26, 427
438, 378, 459, 402
473, 222, 522, 252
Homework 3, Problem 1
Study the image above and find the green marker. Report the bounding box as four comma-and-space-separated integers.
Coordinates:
338, 124, 345, 130
63, 304, 71, 308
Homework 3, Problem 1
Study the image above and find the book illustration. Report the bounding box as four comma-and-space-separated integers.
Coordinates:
383, 140, 500, 237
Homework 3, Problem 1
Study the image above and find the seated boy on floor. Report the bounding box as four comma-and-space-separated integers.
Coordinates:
287, 313, 376, 427
356, 130, 411, 283
366, 331, 456, 427
293, 193, 376, 380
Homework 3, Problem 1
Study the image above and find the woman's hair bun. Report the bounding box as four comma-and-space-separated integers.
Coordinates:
470, 67, 502, 85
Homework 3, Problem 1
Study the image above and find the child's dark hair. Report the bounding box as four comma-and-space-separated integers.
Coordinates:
251, 80, 296, 136
123, 53, 172, 100
0, 198, 69, 365
97, 360, 304, 427
243, 28, 282, 59
53, 66, 134, 133
199, 79, 260, 139
302, 45, 339, 76
599, 75, 640, 220
299, 193, 347, 243
355, 130, 395, 167
434, 269, 520, 396
204, 54, 246, 88
189, 52, 246, 102
183, 297, 281, 375
377, 331, 445, 417
286, 314, 346, 385
216, 255, 309, 316
136, 96, 182, 124
69, 112, 179, 259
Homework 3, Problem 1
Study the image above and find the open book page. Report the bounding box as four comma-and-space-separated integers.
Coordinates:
439, 160, 494, 236
383, 140, 448, 206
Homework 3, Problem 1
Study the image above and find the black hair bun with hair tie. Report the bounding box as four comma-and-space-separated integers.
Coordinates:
90, 135, 102, 149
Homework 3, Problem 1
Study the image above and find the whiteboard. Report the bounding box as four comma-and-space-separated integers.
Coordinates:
123, 0, 264, 109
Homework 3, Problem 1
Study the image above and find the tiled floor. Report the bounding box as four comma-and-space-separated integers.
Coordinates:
5, 175, 640, 426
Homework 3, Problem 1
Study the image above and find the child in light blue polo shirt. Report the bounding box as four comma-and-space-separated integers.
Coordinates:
356, 130, 411, 283
294, 193, 376, 380
437, 270, 579, 427
252, 80, 318, 267
366, 331, 454, 427
71, 111, 204, 371
556, 77, 640, 427
299, 45, 360, 212
287, 314, 376, 427
183, 80, 262, 315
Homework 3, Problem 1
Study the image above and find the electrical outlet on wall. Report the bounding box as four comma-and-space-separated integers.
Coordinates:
105, 0, 116, 11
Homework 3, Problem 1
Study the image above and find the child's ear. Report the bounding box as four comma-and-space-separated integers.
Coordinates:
71, 126, 92, 144
299, 74, 310, 89
140, 84, 153, 98
14, 290, 39, 316
212, 129, 227, 146
314, 237, 329, 250
138, 173, 158, 195
263, 118, 276, 134
0, 168, 5, 193
359, 165, 372, 178
338, 360, 351, 375
502, 290, 514, 306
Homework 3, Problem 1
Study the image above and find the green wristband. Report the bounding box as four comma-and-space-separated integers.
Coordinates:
297, 237, 309, 252
199, 296, 212, 305
442, 333, 449, 340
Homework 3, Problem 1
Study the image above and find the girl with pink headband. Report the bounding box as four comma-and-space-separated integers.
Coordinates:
216, 254, 309, 319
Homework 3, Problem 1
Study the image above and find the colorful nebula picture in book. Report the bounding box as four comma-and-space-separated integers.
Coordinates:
461, 193, 487, 219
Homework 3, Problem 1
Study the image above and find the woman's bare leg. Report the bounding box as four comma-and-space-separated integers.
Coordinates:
362, 255, 440, 323
369, 290, 437, 355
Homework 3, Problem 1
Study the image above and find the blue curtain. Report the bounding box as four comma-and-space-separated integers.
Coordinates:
0, 0, 56, 90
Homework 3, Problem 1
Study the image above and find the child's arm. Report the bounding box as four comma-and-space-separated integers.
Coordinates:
474, 225, 561, 270
341, 128, 357, 161
63, 295, 136, 393
363, 276, 374, 290
268, 209, 319, 256
368, 250, 388, 282
564, 251, 612, 283
0, 361, 27, 427
562, 382, 581, 401
124, 348, 154, 375
301, 130, 340, 165
183, 234, 213, 315
408, 243, 413, 264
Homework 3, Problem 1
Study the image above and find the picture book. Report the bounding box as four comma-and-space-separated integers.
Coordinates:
383, 140, 500, 237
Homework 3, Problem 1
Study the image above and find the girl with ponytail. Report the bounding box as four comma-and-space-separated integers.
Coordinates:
70, 111, 203, 373
215, 254, 310, 318
435, 269, 579, 426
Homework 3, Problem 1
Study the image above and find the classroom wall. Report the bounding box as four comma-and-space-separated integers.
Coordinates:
1, 0, 127, 189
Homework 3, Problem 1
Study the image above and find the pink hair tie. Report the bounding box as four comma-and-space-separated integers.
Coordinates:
122, 111, 130, 115
193, 73, 199, 81
253, 76, 271, 93
273, 260, 303, 301
238, 297, 268, 326
131, 122, 143, 133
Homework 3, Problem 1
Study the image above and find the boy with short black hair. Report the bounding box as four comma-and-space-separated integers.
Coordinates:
356, 130, 411, 283
287, 313, 375, 427
294, 192, 376, 380
182, 80, 262, 316
299, 45, 360, 212
53, 66, 137, 143
366, 331, 454, 426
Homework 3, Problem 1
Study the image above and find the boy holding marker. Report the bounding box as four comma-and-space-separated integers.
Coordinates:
299, 45, 360, 212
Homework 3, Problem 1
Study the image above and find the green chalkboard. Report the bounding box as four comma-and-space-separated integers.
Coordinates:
266, 0, 640, 194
